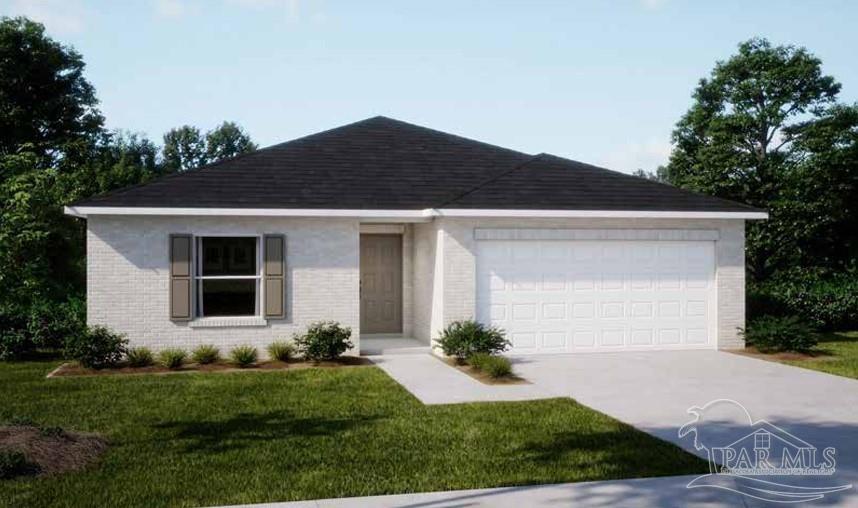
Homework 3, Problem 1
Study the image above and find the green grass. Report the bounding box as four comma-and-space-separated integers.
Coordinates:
0, 357, 706, 507
781, 330, 858, 379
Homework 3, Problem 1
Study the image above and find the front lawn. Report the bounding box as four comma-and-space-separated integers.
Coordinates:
780, 330, 858, 379
0, 357, 706, 507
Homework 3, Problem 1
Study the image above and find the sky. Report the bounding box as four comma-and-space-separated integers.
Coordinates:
2, 0, 857, 174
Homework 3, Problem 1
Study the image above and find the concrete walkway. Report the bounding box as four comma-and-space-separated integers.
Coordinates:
368, 354, 553, 404
217, 475, 748, 507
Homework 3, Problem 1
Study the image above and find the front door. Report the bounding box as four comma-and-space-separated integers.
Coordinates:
360, 234, 403, 334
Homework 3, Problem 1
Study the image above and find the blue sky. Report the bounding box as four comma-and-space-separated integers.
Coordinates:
2, 0, 857, 173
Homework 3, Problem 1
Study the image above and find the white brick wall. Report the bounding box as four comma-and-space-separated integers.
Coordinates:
86, 215, 749, 355
411, 221, 439, 343
87, 216, 361, 357
418, 217, 748, 350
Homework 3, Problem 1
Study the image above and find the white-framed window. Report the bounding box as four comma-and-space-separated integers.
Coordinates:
195, 236, 261, 317
754, 432, 771, 450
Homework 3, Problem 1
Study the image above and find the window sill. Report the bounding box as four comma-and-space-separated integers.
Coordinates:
188, 317, 268, 328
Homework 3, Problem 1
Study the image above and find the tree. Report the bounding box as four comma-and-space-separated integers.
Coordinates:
206, 121, 257, 162
0, 17, 104, 168
664, 38, 858, 280
0, 17, 260, 357
162, 126, 206, 171
162, 122, 257, 171
632, 166, 669, 183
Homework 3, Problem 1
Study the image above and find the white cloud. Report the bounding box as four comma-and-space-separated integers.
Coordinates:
640, 0, 668, 10
9, 0, 85, 35
601, 138, 673, 174
155, 0, 186, 19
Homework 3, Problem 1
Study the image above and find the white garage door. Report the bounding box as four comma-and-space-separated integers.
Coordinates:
476, 240, 716, 354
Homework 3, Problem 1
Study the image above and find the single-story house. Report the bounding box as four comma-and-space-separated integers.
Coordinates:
65, 116, 766, 356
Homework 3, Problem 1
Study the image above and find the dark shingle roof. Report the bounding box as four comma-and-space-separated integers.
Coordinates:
74, 116, 760, 213
442, 154, 761, 212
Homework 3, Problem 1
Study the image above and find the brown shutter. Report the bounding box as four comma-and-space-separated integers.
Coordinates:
170, 234, 193, 321
263, 234, 285, 319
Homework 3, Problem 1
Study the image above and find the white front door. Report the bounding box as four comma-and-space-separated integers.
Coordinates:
476, 240, 717, 354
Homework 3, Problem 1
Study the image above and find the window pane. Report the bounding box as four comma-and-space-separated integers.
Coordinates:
201, 279, 256, 316
201, 237, 257, 276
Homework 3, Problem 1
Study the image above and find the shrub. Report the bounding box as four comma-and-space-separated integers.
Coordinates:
434, 320, 510, 362
191, 344, 220, 365
267, 341, 296, 362
748, 267, 858, 331
0, 325, 29, 361
63, 326, 128, 369
0, 297, 87, 361
125, 347, 154, 367
0, 450, 36, 479
293, 321, 353, 362
26, 296, 86, 350
158, 348, 187, 369
468, 352, 513, 378
740, 315, 818, 353
230, 345, 258, 367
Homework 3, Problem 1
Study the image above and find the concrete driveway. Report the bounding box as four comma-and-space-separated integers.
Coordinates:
512, 350, 858, 506
235, 351, 857, 507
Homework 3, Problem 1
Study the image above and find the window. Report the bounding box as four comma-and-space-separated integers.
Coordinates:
754, 432, 771, 450
196, 237, 260, 317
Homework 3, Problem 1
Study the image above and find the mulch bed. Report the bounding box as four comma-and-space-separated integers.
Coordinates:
0, 425, 107, 477
48, 356, 372, 378
440, 357, 530, 385
730, 346, 831, 362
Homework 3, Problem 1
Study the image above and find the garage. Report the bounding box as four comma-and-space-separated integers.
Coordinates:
476, 239, 717, 354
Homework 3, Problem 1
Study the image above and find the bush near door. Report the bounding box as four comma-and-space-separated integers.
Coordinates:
468, 353, 513, 378
434, 320, 510, 363
293, 322, 353, 362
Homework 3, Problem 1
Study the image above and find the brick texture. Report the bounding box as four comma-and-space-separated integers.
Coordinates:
86, 216, 749, 355
87, 216, 360, 357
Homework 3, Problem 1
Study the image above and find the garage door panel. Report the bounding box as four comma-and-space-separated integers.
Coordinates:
541, 331, 567, 349
630, 328, 654, 345
477, 239, 716, 354
600, 329, 626, 347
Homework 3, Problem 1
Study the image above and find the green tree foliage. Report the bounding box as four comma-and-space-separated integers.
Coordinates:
0, 17, 104, 167
632, 167, 669, 183
162, 125, 207, 171
665, 38, 858, 281
163, 122, 257, 171
205, 121, 257, 163
0, 17, 257, 358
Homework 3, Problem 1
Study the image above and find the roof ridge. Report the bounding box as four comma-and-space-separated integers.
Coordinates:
435, 153, 546, 208
73, 116, 533, 207
368, 116, 533, 159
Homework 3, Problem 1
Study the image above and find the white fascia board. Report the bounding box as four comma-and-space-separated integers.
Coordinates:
64, 206, 768, 220
63, 206, 432, 221
432, 208, 769, 220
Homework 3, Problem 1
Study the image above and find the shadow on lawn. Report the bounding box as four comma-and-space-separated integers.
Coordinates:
153, 410, 380, 453
515, 429, 707, 476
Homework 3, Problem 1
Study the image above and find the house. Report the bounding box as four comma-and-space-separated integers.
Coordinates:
65, 116, 766, 356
